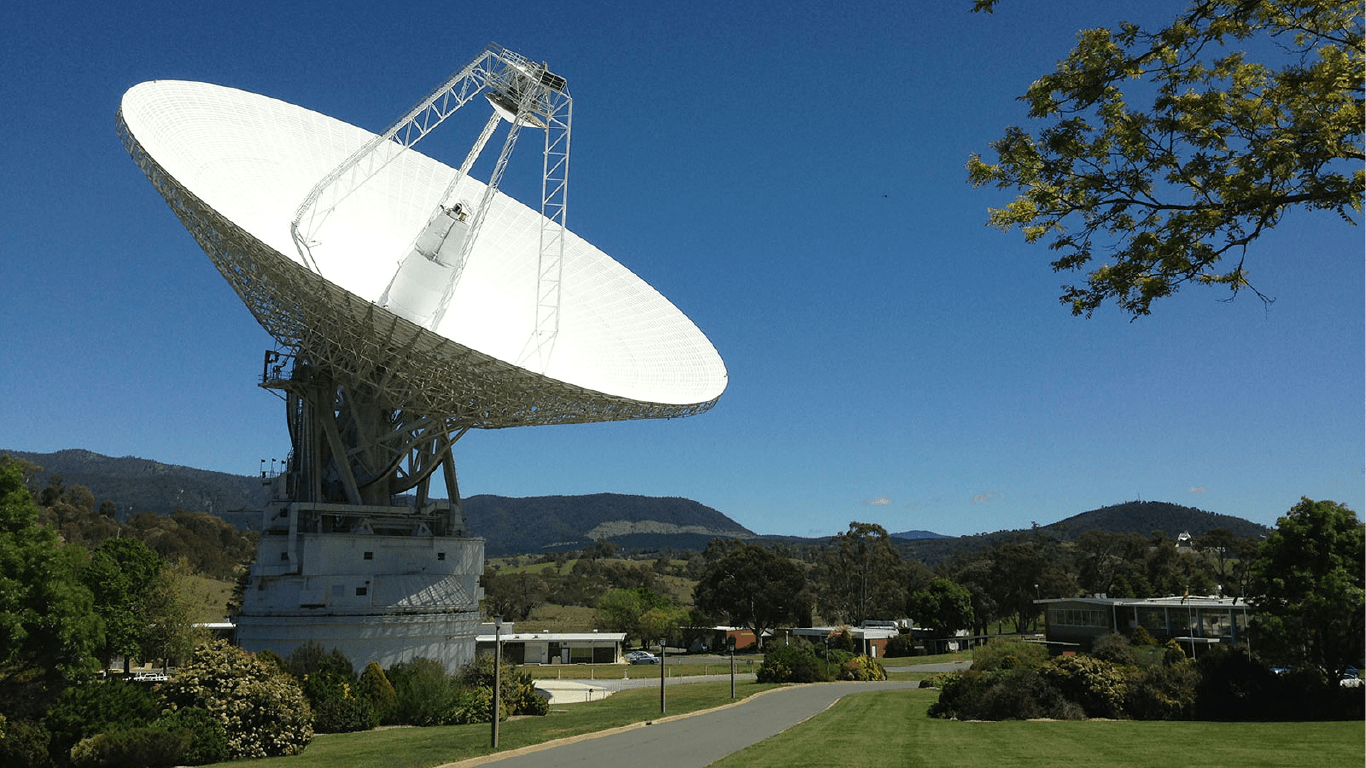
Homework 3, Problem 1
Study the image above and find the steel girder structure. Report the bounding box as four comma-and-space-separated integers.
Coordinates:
117, 110, 719, 512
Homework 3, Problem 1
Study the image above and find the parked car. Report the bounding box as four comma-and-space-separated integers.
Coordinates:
131, 672, 168, 682
1340, 668, 1362, 688
627, 651, 660, 665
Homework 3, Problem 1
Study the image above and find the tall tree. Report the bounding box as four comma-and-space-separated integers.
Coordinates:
0, 458, 101, 684
694, 542, 807, 650
1248, 497, 1364, 675
482, 570, 548, 622
816, 522, 908, 626
594, 587, 677, 644
84, 536, 165, 669
907, 577, 975, 641
986, 538, 1078, 633
968, 0, 1363, 316
137, 557, 205, 667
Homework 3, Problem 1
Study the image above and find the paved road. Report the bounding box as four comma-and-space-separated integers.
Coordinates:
588, 659, 966, 693
449, 677, 943, 768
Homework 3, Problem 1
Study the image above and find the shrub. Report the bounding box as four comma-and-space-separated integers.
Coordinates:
1089, 633, 1137, 666
1125, 659, 1198, 720
455, 653, 526, 717
387, 658, 458, 726
44, 679, 161, 761
158, 640, 312, 759
1163, 638, 1187, 664
882, 633, 919, 658
837, 655, 887, 681
756, 642, 831, 683
970, 638, 1048, 672
929, 668, 1083, 721
356, 661, 397, 724
0, 718, 53, 768
152, 706, 228, 765
68, 727, 190, 768
1130, 625, 1158, 647
919, 672, 955, 689
285, 643, 377, 733
1039, 655, 1129, 719
972, 668, 1085, 721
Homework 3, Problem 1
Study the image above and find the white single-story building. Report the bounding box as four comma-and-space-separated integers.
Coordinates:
475, 623, 627, 664
790, 624, 901, 658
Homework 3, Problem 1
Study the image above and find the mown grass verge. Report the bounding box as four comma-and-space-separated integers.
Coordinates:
710, 688, 1366, 768
200, 680, 779, 768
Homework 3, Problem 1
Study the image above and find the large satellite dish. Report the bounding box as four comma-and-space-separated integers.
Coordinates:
117, 43, 726, 670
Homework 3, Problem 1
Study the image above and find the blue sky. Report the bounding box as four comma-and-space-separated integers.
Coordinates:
2, 1, 1361, 538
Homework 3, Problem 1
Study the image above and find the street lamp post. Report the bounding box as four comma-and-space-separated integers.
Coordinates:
659, 636, 666, 714
491, 615, 502, 749
729, 637, 736, 699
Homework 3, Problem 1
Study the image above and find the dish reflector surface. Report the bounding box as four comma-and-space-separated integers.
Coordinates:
119, 80, 726, 422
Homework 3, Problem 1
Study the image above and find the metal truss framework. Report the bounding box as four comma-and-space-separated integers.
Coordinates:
118, 110, 719, 510
292, 42, 572, 347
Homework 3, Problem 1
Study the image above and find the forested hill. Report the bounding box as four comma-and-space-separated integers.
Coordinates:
894, 500, 1272, 565
465, 493, 754, 556
1, 449, 755, 554
4, 449, 268, 520
1043, 501, 1270, 541
6, 450, 1271, 559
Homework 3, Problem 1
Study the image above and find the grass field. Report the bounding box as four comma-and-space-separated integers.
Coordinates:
711, 688, 1366, 768
201, 673, 1363, 768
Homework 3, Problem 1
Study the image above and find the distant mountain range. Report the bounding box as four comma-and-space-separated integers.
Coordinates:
891, 529, 951, 540
4, 449, 1270, 558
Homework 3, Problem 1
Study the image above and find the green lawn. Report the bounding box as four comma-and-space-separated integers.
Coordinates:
710, 688, 1366, 768
202, 681, 777, 768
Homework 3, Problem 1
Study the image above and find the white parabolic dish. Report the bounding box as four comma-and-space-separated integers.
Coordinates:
118, 80, 727, 426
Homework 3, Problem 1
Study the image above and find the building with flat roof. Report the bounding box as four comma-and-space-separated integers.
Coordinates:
474, 623, 627, 665
1036, 595, 1251, 653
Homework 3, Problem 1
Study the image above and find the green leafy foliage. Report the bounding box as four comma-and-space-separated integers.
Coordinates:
1089, 632, 1138, 666
0, 717, 54, 768
594, 587, 686, 644
970, 637, 1049, 672
82, 538, 164, 668
386, 658, 458, 727
1124, 657, 1199, 720
284, 642, 379, 733
694, 541, 808, 651
837, 655, 888, 682
68, 727, 190, 768
756, 641, 833, 684
151, 706, 228, 765
968, 0, 1363, 316
907, 577, 975, 638
816, 522, 908, 626
356, 661, 397, 724
1248, 498, 1364, 675
158, 640, 312, 759
43, 679, 161, 763
882, 632, 920, 658
0, 458, 101, 685
454, 653, 548, 721
1039, 654, 1130, 719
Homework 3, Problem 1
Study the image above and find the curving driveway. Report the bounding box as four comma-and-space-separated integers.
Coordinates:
444, 679, 928, 768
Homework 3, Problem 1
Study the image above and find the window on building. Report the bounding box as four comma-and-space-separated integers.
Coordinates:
356, 587, 368, 596
437, 552, 446, 561
363, 551, 373, 560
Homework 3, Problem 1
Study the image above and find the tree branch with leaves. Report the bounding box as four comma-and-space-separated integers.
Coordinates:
969, 0, 1363, 316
